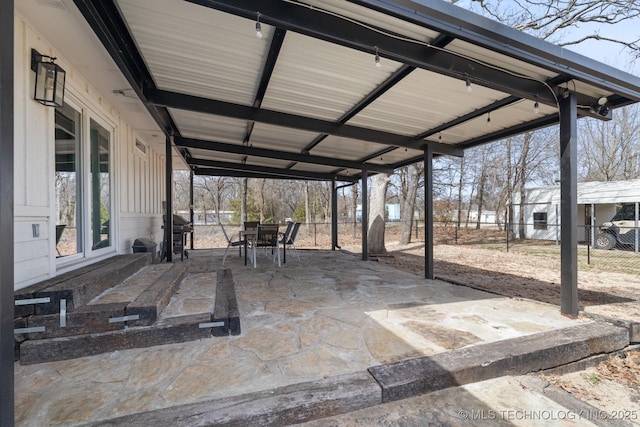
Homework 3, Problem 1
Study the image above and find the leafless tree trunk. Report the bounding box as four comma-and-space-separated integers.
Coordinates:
518, 133, 532, 239
305, 181, 311, 227
475, 167, 487, 230
456, 157, 465, 230
240, 178, 247, 225
351, 184, 359, 238
368, 173, 390, 255
399, 164, 421, 244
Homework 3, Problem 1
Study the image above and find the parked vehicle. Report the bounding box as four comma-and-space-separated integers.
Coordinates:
595, 204, 638, 249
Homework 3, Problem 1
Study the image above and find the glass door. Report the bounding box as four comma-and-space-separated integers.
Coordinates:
55, 103, 83, 257
89, 118, 111, 251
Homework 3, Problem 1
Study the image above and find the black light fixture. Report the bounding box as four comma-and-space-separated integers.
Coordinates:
31, 49, 66, 107
255, 12, 263, 39
590, 96, 610, 117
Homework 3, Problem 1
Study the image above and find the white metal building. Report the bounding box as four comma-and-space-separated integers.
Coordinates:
513, 179, 640, 244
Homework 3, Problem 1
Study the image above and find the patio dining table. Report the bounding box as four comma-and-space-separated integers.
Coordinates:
240, 229, 257, 266
239, 228, 285, 267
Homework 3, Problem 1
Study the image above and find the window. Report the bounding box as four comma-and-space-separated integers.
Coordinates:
533, 212, 548, 230
135, 139, 146, 156
612, 204, 635, 221
90, 118, 111, 250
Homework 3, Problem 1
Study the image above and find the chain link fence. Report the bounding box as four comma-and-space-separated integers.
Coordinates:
187, 220, 640, 275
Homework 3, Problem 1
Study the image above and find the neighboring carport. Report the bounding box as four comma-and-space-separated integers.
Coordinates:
69, 0, 640, 318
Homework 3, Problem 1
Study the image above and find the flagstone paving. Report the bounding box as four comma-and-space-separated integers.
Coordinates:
14, 249, 591, 426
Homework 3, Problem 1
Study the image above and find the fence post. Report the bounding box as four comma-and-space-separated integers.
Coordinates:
505, 205, 509, 252
314, 223, 317, 246
587, 225, 591, 265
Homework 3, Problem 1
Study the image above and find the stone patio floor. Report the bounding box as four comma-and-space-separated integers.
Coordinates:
14, 249, 592, 426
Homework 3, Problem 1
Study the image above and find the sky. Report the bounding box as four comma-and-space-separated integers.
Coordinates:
453, 0, 640, 73
564, 18, 640, 71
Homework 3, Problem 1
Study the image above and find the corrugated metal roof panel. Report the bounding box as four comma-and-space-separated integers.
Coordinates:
289, 163, 339, 174
249, 122, 319, 153
170, 109, 247, 143
425, 100, 558, 145
245, 157, 292, 169
188, 149, 244, 163
367, 148, 424, 165
523, 180, 640, 205
347, 69, 509, 136
261, 32, 404, 121
118, 0, 269, 105
296, 0, 442, 42
310, 136, 390, 160
447, 39, 558, 82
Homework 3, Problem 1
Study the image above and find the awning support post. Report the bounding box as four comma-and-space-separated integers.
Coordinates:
559, 92, 578, 317
424, 145, 434, 279
164, 135, 173, 262
0, 0, 15, 423
331, 180, 338, 250
361, 168, 368, 261
189, 170, 194, 250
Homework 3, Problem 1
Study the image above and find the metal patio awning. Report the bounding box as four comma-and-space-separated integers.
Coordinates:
71, 0, 640, 182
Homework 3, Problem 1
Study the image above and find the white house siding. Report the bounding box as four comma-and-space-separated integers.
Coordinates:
13, 13, 165, 290
513, 180, 640, 242
116, 123, 165, 256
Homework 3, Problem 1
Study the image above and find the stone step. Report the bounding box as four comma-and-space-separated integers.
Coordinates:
18, 313, 216, 365
14, 263, 188, 340
16, 267, 240, 364
14, 254, 152, 316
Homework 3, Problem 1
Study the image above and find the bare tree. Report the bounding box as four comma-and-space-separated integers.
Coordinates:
351, 183, 359, 238
368, 173, 391, 254
579, 103, 640, 181
455, 0, 640, 58
398, 164, 423, 244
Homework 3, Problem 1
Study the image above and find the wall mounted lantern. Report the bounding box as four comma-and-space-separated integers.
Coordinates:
31, 49, 66, 107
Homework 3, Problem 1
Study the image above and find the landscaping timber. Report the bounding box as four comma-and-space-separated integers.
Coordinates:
212, 268, 240, 336
368, 322, 629, 402
127, 263, 188, 326
18, 312, 213, 365
88, 372, 381, 427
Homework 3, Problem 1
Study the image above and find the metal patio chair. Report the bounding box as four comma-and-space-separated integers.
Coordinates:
251, 223, 280, 268
281, 222, 301, 261
221, 222, 246, 265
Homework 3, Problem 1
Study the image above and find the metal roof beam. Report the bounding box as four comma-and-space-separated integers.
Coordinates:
175, 136, 393, 173
146, 88, 458, 154
242, 28, 287, 145
186, 0, 557, 106
194, 168, 355, 182
188, 158, 355, 181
